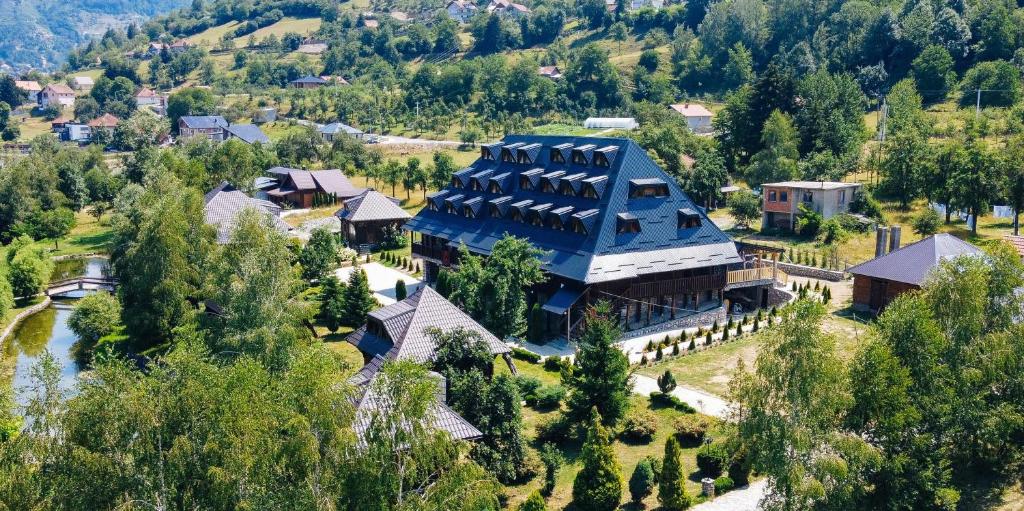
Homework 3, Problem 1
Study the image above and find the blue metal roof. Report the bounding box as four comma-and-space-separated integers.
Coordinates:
404, 135, 740, 284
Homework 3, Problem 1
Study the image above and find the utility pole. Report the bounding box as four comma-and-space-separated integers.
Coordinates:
876, 96, 888, 187
976, 88, 982, 120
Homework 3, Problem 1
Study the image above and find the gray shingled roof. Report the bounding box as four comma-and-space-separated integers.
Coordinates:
225, 124, 270, 144
347, 286, 509, 361
336, 190, 411, 223
310, 170, 364, 198
179, 115, 228, 129
847, 233, 982, 286
350, 355, 482, 443
404, 136, 740, 285
319, 122, 364, 135
203, 181, 291, 243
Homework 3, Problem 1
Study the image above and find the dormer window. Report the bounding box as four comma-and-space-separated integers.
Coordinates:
551, 143, 572, 164
444, 194, 465, 215
616, 212, 641, 234
519, 168, 543, 191
463, 197, 483, 218
628, 178, 670, 199
517, 143, 541, 164
540, 171, 565, 193
489, 196, 512, 218
520, 175, 534, 190
481, 143, 500, 161
469, 170, 492, 191
488, 172, 511, 194
571, 150, 587, 165
594, 153, 609, 167
549, 206, 574, 230
571, 209, 599, 235
528, 203, 552, 226
572, 144, 596, 165
501, 148, 515, 162
594, 146, 617, 167
510, 200, 533, 223
678, 208, 702, 229
581, 175, 607, 199
571, 219, 588, 234
551, 149, 565, 163
426, 191, 449, 211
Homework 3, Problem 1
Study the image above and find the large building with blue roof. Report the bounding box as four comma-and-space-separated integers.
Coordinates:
405, 135, 777, 339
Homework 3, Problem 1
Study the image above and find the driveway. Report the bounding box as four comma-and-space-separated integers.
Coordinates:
691, 479, 766, 511
335, 262, 423, 306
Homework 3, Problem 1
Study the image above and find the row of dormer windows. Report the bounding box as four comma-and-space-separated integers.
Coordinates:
481, 142, 617, 169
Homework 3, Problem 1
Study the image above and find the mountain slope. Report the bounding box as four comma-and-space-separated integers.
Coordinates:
0, 0, 189, 71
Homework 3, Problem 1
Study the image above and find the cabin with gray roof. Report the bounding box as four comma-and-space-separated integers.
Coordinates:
224, 124, 270, 145
336, 190, 411, 248
178, 115, 229, 142
204, 181, 291, 243
319, 122, 366, 142
848, 233, 982, 312
264, 168, 365, 208
406, 135, 778, 339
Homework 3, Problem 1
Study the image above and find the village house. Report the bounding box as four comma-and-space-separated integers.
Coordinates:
289, 75, 329, 89
670, 103, 714, 133
265, 167, 365, 208
347, 286, 515, 442
319, 122, 366, 142
335, 190, 411, 248
14, 80, 42, 103
87, 113, 119, 137
405, 135, 782, 339
253, 107, 277, 124
70, 76, 94, 92
134, 87, 162, 108
50, 114, 73, 133
203, 181, 291, 243
848, 232, 981, 312
224, 124, 270, 145
761, 181, 862, 231
39, 83, 76, 109
178, 115, 229, 142
538, 66, 563, 80
445, 0, 478, 22
62, 123, 91, 143
487, 0, 531, 17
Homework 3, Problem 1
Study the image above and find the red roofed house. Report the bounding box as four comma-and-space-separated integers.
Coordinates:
87, 113, 120, 136
487, 0, 531, 17
670, 103, 714, 133
135, 87, 161, 107
39, 83, 76, 109
538, 66, 563, 80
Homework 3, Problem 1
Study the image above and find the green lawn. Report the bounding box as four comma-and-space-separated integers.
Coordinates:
233, 17, 322, 47
496, 359, 727, 510
530, 123, 602, 136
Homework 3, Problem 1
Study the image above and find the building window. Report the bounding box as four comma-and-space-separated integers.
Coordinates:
616, 215, 641, 234
542, 180, 556, 193
428, 201, 439, 212
802, 191, 813, 203
780, 191, 788, 202
572, 219, 587, 235
628, 180, 669, 198
839, 190, 846, 204
583, 186, 598, 199
481, 148, 494, 160
501, 149, 515, 162
530, 214, 544, 227
488, 182, 501, 193
594, 153, 609, 167
489, 205, 502, 218
519, 176, 533, 190
571, 151, 587, 165
551, 149, 565, 163
511, 210, 525, 222
768, 190, 777, 202
551, 217, 564, 230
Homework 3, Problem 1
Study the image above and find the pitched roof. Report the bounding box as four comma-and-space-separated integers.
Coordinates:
225, 124, 270, 144
14, 80, 41, 91
404, 135, 741, 284
762, 181, 862, 190
319, 122, 364, 135
310, 170, 364, 197
336, 190, 411, 223
847, 233, 983, 286
87, 113, 119, 128
670, 103, 713, 117
346, 286, 509, 361
290, 75, 328, 85
135, 87, 158, 98
179, 115, 228, 129
71, 76, 94, 85
203, 181, 290, 243
43, 83, 74, 95
349, 355, 482, 443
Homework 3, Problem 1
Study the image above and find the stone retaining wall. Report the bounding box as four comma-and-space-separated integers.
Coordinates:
0, 297, 52, 343
778, 262, 846, 281
626, 306, 726, 339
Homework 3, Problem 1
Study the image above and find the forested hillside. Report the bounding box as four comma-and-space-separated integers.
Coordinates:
0, 0, 188, 71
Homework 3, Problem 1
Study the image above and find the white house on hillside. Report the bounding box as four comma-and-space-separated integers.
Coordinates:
39, 83, 76, 109
446, 0, 478, 22
670, 103, 714, 133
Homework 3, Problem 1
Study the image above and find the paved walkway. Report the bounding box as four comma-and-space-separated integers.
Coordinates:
691, 479, 766, 511
631, 374, 731, 419
336, 262, 423, 306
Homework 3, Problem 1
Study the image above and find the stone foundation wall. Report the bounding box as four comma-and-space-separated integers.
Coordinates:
626, 306, 726, 338
768, 286, 794, 306
778, 262, 846, 281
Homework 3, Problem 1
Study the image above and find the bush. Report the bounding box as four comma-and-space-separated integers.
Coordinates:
689, 339, 696, 350
629, 457, 656, 503
728, 446, 752, 486
516, 376, 543, 402
657, 370, 676, 393
512, 347, 541, 364
533, 384, 567, 411
673, 415, 709, 446
536, 414, 572, 444
696, 442, 731, 477
714, 476, 735, 494
543, 356, 568, 372
650, 392, 696, 413
913, 207, 941, 236
672, 343, 680, 355
620, 409, 659, 443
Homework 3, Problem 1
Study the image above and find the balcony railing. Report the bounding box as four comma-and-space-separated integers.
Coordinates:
727, 266, 787, 285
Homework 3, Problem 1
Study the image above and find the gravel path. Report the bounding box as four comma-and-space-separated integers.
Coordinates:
691, 479, 767, 511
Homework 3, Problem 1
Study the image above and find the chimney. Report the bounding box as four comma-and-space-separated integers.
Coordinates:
875, 226, 889, 258
889, 225, 902, 253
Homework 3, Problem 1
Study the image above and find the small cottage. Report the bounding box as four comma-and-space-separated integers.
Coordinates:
336, 190, 411, 248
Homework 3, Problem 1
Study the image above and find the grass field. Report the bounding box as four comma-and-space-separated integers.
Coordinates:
530, 123, 602, 136
233, 17, 322, 47
495, 359, 726, 510
14, 114, 53, 142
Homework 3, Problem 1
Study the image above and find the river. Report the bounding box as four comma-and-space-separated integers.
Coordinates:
3, 257, 110, 402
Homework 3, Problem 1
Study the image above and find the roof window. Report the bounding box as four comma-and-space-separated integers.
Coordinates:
616, 212, 641, 234
678, 208, 702, 229
628, 178, 670, 198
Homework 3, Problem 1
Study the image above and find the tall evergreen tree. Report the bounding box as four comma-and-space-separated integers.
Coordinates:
564, 301, 631, 426
318, 275, 346, 333
658, 437, 692, 511
572, 409, 622, 511
342, 267, 376, 327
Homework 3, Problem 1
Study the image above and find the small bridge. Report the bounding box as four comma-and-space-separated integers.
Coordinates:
45, 277, 117, 297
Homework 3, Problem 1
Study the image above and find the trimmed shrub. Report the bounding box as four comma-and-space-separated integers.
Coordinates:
516, 376, 543, 402
543, 356, 567, 372
689, 339, 696, 350
722, 327, 730, 341
533, 384, 567, 410
673, 415, 709, 446
728, 446, 752, 486
714, 476, 735, 494
705, 332, 712, 344
512, 347, 541, 364
696, 442, 730, 477
657, 370, 676, 393
620, 409, 659, 443
629, 457, 656, 503
655, 345, 664, 360
672, 343, 680, 356
650, 392, 696, 413
536, 414, 572, 444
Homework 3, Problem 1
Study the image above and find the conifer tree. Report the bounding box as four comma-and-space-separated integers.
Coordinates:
659, 437, 692, 510
564, 301, 631, 426
657, 370, 676, 393
572, 409, 622, 511
395, 279, 407, 301
342, 268, 376, 326
629, 457, 657, 504
519, 491, 547, 511
318, 276, 346, 333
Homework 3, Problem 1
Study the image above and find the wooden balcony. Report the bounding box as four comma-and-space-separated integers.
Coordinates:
412, 242, 459, 266
727, 266, 787, 286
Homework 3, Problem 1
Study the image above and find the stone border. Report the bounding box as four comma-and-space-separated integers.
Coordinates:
778, 262, 846, 281
0, 297, 52, 344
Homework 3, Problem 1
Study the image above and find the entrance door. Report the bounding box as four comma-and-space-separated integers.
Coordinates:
869, 279, 888, 311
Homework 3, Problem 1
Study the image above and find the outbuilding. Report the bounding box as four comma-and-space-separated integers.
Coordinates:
582, 117, 638, 130
335, 190, 411, 248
